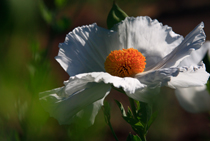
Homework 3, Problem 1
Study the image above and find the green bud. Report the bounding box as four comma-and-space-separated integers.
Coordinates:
107, 2, 128, 29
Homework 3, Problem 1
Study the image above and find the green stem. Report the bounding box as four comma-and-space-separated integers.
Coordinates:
139, 134, 147, 141
129, 98, 138, 120
107, 121, 119, 141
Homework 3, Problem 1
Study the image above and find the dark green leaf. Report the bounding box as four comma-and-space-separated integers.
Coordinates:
134, 121, 144, 127
122, 117, 144, 129
123, 117, 136, 125
146, 110, 158, 131
138, 102, 151, 125
135, 100, 141, 111
127, 107, 133, 118
107, 2, 128, 29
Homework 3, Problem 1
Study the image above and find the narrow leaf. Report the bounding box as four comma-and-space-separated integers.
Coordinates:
134, 121, 144, 127
127, 107, 133, 118
115, 100, 127, 117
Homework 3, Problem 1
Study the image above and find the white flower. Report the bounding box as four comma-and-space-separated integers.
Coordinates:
40, 16, 209, 126
175, 41, 210, 113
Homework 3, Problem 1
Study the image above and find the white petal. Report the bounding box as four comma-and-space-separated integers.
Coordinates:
175, 85, 210, 113
69, 72, 146, 96
113, 16, 184, 70
136, 67, 180, 88
178, 41, 210, 67
168, 62, 209, 88
157, 22, 206, 69
126, 87, 160, 103
131, 67, 183, 103
39, 72, 147, 125
39, 80, 110, 126
70, 96, 107, 127
55, 23, 121, 76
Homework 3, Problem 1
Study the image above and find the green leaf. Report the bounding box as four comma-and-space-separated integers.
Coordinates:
115, 100, 127, 117
134, 121, 144, 127
107, 2, 128, 29
122, 116, 144, 129
39, 0, 53, 24
127, 107, 133, 118
123, 117, 136, 125
138, 102, 151, 125
102, 102, 111, 124
146, 110, 158, 131
126, 133, 142, 141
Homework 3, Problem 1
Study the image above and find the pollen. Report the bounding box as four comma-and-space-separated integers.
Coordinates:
104, 48, 146, 77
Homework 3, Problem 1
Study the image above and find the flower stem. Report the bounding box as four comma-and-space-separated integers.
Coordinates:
103, 101, 119, 141
107, 120, 119, 141
129, 98, 138, 120
139, 134, 147, 141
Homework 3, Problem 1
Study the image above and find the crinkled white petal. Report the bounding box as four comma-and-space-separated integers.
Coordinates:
55, 23, 121, 76
135, 67, 180, 88
39, 72, 148, 125
168, 62, 209, 88
68, 72, 146, 96
113, 16, 184, 70
175, 85, 210, 113
134, 67, 180, 102
178, 41, 210, 67
155, 22, 205, 69
39, 81, 110, 126
70, 97, 107, 127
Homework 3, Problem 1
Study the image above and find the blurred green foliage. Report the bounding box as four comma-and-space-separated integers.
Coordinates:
0, 0, 111, 140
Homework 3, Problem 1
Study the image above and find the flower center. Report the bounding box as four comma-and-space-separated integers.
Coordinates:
104, 48, 146, 77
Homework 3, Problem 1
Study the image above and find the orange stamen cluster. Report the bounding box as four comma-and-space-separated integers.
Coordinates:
104, 48, 146, 77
